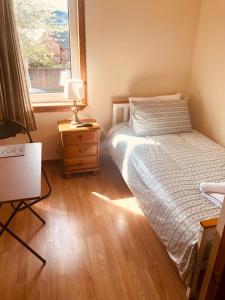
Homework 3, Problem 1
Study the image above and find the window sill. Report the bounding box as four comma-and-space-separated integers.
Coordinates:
32, 102, 87, 113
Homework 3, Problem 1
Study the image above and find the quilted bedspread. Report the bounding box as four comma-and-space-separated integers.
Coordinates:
107, 123, 225, 285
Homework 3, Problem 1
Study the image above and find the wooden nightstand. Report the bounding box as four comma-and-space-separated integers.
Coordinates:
58, 120, 100, 176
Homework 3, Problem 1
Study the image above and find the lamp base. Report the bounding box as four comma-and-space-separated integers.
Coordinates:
70, 99, 82, 127
70, 119, 83, 127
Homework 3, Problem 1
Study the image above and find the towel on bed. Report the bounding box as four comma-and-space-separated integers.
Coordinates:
199, 182, 225, 208
199, 181, 225, 194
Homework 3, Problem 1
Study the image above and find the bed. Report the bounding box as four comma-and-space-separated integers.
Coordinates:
108, 99, 225, 299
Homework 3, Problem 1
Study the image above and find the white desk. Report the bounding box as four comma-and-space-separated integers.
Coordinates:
0, 143, 42, 203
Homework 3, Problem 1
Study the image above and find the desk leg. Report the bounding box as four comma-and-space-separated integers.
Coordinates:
0, 220, 46, 263
22, 201, 45, 224
10, 200, 45, 224
0, 201, 46, 263
0, 201, 23, 236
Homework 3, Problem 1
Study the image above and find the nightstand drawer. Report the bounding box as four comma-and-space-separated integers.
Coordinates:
64, 156, 98, 171
64, 143, 97, 158
63, 131, 98, 146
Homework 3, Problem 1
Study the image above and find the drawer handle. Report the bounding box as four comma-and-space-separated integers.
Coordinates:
79, 148, 87, 153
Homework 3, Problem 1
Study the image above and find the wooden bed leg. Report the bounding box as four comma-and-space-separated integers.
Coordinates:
187, 218, 218, 299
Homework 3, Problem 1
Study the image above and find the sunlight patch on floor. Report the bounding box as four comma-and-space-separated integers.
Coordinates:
34, 202, 76, 216
92, 192, 143, 216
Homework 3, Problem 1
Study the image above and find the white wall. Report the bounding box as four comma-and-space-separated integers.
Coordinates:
189, 0, 225, 146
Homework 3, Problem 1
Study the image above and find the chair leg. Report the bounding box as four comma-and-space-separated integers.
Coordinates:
0, 201, 23, 236
22, 201, 45, 224
0, 220, 46, 263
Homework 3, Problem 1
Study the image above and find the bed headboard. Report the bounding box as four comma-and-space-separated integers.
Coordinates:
112, 98, 129, 126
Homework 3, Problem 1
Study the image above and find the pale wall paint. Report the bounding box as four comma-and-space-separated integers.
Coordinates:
189, 0, 225, 146
1, 0, 201, 159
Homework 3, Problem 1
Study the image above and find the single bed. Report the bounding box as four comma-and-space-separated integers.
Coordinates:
108, 99, 224, 299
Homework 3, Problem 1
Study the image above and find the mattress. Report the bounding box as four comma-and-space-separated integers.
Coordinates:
107, 122, 225, 285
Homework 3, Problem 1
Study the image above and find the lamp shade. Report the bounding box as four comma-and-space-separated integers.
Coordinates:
59, 69, 71, 87
64, 79, 84, 100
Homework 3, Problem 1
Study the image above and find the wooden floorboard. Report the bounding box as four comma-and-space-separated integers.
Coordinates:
0, 156, 186, 300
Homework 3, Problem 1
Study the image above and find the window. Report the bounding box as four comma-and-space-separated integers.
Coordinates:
13, 0, 86, 105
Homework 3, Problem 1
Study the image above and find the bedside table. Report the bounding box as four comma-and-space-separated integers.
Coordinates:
58, 120, 101, 177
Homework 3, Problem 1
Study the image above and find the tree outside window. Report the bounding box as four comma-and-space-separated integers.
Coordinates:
13, 0, 71, 93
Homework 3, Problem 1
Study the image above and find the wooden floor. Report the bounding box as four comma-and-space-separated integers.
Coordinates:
0, 156, 186, 300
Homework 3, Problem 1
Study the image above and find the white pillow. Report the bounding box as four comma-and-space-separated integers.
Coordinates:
128, 93, 182, 126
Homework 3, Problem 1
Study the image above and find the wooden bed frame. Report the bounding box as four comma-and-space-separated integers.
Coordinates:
112, 98, 218, 299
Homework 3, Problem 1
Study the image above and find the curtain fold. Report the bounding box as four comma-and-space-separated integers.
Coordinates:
0, 0, 36, 131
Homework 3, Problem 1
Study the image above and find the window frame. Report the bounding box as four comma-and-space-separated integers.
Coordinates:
22, 0, 87, 109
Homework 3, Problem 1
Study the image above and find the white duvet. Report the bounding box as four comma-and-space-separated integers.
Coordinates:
107, 123, 225, 285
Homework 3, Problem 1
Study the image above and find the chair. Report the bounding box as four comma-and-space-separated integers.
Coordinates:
0, 119, 52, 263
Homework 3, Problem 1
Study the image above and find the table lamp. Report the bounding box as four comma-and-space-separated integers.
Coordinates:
64, 79, 84, 126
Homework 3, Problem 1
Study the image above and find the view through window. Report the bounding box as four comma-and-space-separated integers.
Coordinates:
13, 0, 71, 94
